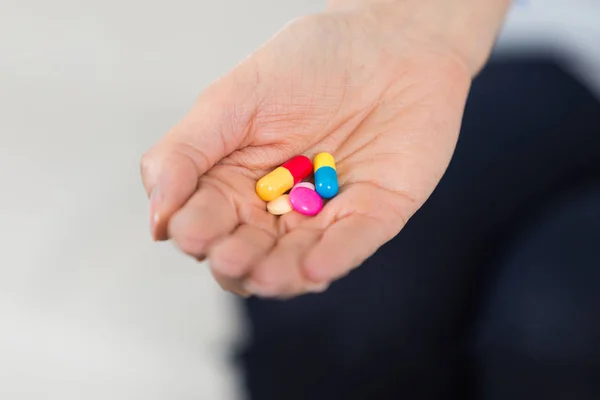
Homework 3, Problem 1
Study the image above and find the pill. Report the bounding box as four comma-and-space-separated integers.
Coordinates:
313, 152, 339, 199
289, 186, 323, 216
267, 194, 293, 215
314, 152, 336, 171
294, 182, 315, 191
256, 155, 312, 201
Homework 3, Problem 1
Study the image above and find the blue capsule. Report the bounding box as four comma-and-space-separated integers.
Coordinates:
315, 165, 339, 199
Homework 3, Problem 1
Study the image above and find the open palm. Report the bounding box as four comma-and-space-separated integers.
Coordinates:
141, 11, 471, 298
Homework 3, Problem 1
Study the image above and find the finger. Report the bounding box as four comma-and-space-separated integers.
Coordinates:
208, 222, 277, 297
303, 184, 410, 282
244, 226, 325, 298
208, 223, 276, 280
140, 76, 258, 241
142, 152, 199, 241
169, 182, 238, 259
303, 214, 390, 282
210, 269, 251, 298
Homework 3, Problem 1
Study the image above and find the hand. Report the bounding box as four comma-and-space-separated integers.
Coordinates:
140, 4, 489, 298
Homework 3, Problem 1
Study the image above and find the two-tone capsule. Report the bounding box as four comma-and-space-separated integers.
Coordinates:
314, 152, 339, 199
256, 155, 312, 201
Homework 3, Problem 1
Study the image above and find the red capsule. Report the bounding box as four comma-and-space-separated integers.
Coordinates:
281, 155, 312, 184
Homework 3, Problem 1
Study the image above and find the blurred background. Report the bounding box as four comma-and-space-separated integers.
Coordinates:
0, 1, 598, 399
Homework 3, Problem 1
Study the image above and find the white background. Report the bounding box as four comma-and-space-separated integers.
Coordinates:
1, 1, 598, 399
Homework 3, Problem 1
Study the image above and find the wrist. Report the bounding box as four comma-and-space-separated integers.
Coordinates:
325, 0, 511, 76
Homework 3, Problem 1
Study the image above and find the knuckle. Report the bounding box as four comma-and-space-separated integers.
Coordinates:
175, 234, 208, 257
211, 251, 247, 279
170, 219, 210, 257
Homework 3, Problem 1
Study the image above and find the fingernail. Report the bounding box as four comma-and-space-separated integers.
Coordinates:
149, 188, 161, 241
242, 280, 261, 296
242, 280, 274, 298
305, 282, 329, 293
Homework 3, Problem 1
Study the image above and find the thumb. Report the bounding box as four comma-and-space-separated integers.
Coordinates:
141, 75, 257, 241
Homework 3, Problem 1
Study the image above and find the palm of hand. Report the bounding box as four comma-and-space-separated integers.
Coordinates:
142, 13, 470, 298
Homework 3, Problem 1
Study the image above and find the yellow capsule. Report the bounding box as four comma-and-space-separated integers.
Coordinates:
256, 167, 294, 202
314, 152, 336, 171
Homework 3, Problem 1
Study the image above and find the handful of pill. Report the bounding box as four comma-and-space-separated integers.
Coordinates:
256, 153, 338, 216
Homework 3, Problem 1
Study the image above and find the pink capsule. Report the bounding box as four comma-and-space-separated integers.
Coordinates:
289, 186, 323, 216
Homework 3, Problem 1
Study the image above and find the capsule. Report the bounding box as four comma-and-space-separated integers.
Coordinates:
314, 152, 339, 199
256, 155, 312, 201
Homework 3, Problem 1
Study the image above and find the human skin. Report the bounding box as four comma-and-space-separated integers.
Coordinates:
140, 0, 511, 298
